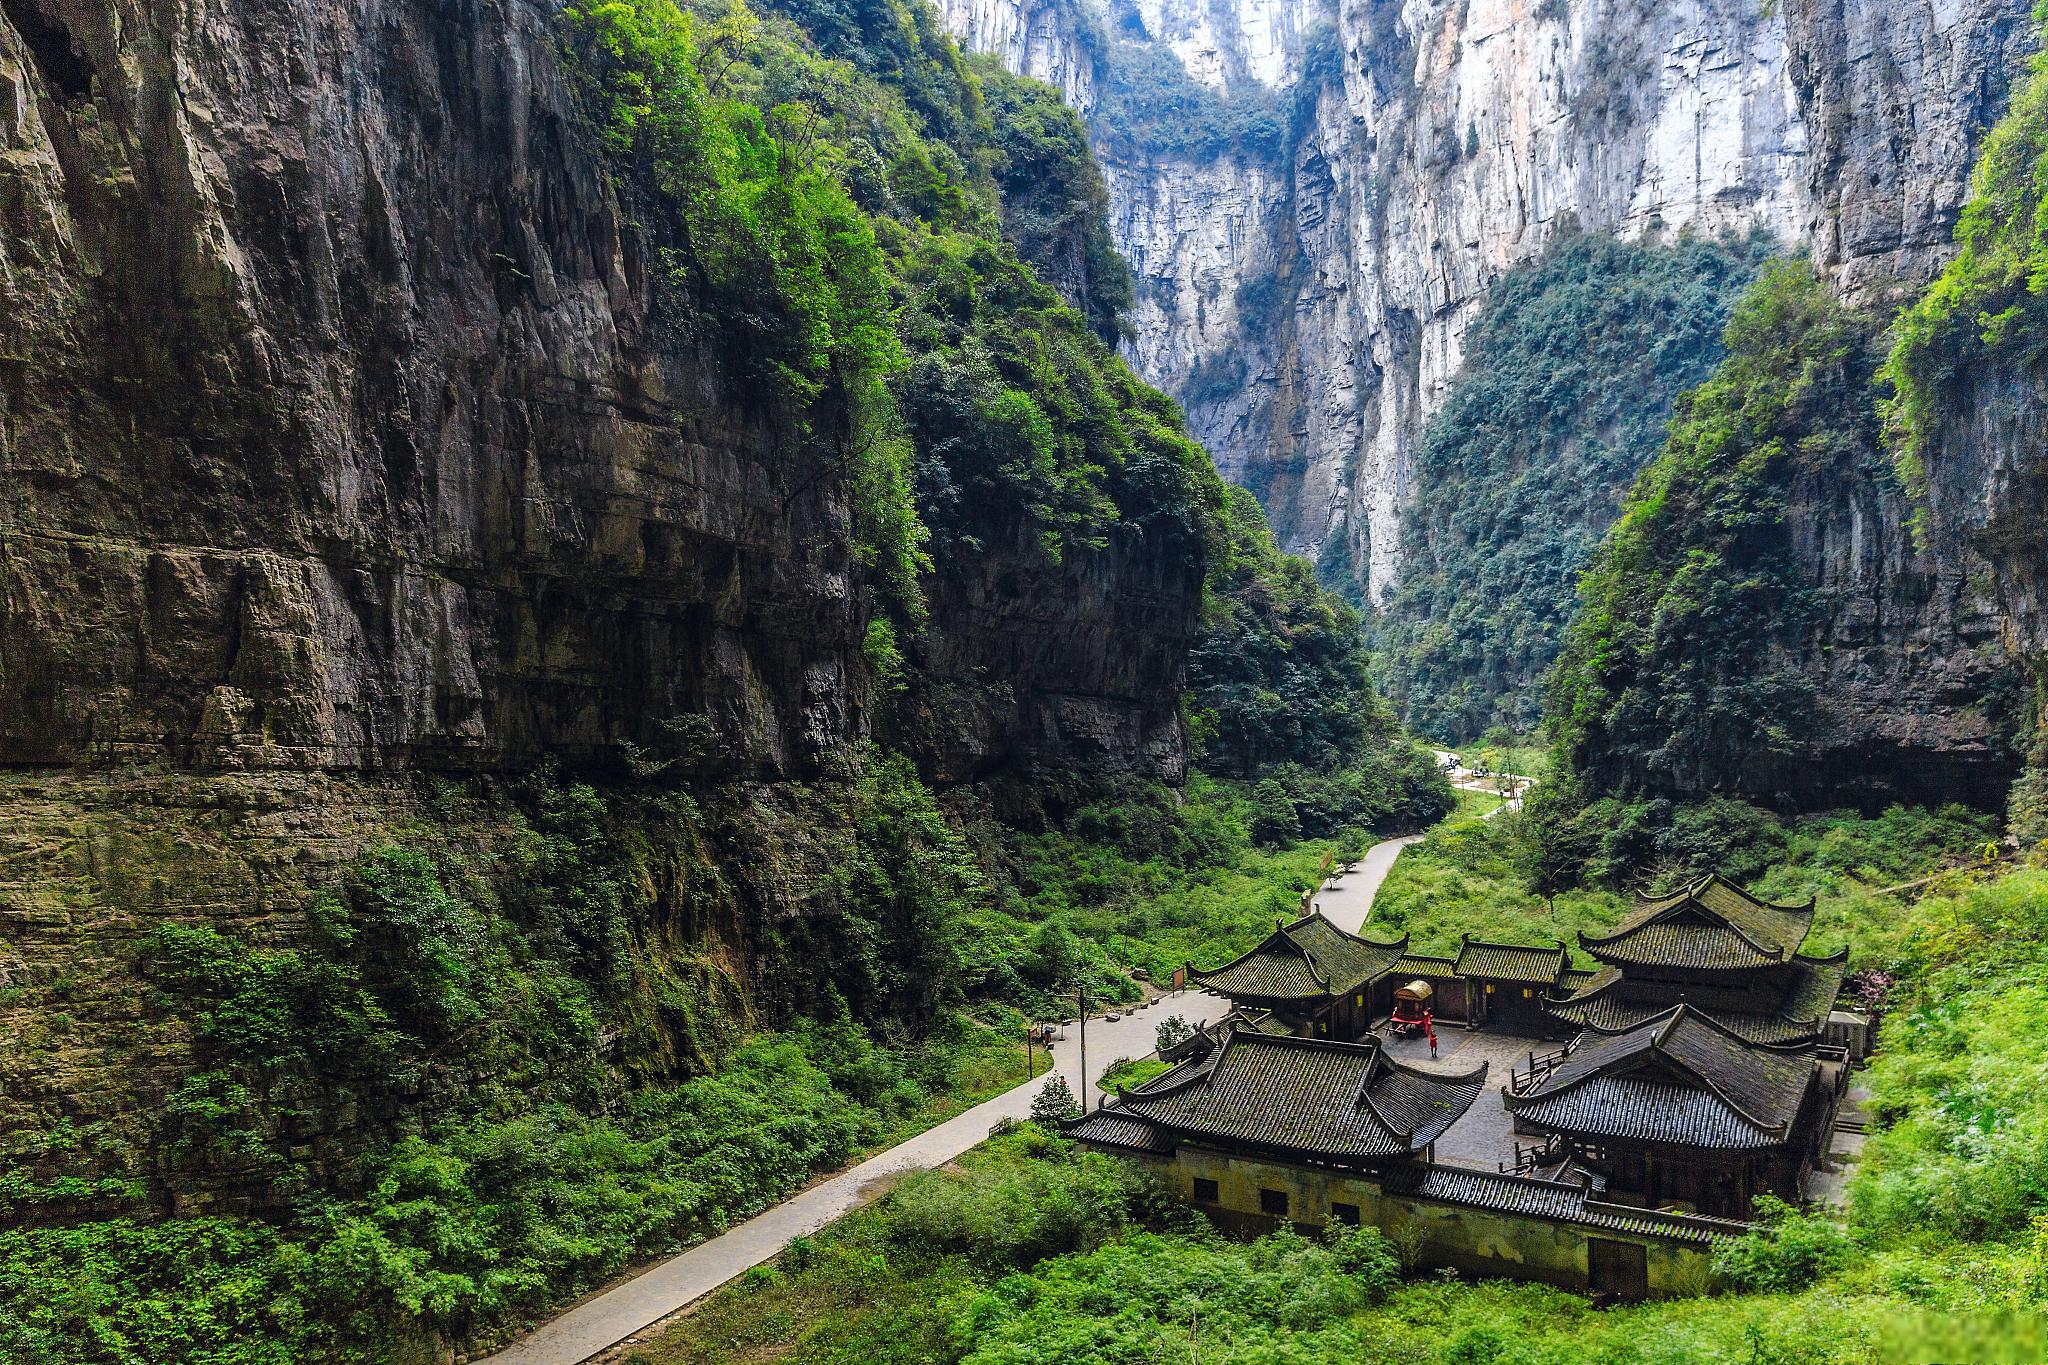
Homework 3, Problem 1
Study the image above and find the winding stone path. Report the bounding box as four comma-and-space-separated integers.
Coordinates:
477, 821, 1441, 1365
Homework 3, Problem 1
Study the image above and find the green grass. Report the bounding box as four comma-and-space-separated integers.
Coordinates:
1451, 786, 1507, 822
1373, 816, 1626, 959
1374, 802, 2000, 963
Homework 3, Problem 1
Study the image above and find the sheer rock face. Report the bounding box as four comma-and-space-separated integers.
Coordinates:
943, 0, 2038, 801
0, 0, 1196, 785
938, 0, 2032, 598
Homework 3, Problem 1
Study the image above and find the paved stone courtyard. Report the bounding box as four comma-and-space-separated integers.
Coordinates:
1377, 1026, 1557, 1171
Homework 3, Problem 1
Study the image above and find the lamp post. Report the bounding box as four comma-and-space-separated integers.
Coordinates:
1077, 984, 1089, 1113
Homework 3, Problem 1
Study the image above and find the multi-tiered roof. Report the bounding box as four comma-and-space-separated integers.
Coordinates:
1547, 873, 1845, 1044
1580, 873, 1816, 970
1190, 912, 1407, 1010
1505, 1005, 1814, 1150
1065, 1031, 1486, 1164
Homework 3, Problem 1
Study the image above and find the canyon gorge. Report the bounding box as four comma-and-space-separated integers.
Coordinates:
939, 0, 2032, 595
941, 0, 2045, 799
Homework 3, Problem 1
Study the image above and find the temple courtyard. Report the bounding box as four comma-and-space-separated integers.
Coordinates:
1375, 1026, 1537, 1170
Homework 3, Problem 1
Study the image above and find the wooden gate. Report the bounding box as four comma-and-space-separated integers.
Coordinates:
1588, 1238, 1648, 1302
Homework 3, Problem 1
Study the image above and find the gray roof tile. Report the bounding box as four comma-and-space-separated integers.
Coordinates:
1454, 937, 1569, 984
1191, 913, 1407, 1004
1069, 1032, 1485, 1161
1582, 872, 1817, 971
1547, 953, 1848, 1044
1506, 1005, 1814, 1148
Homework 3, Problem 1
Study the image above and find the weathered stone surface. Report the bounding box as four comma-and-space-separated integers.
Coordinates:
940, 0, 2033, 601
0, 0, 1198, 787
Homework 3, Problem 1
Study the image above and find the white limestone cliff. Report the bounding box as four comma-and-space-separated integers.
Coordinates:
938, 0, 2032, 599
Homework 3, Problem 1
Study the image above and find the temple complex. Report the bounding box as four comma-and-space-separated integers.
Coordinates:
1505, 1005, 1835, 1218
1069, 869, 1860, 1298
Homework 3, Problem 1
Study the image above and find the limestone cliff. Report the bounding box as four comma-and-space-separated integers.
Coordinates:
938, 0, 2033, 602
0, 0, 1196, 787
0, 0, 1224, 1236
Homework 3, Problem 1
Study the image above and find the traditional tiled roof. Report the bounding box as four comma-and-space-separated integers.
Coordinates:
1505, 1005, 1813, 1149
1580, 872, 1817, 971
1378, 1164, 1748, 1243
1546, 951, 1848, 1044
1065, 1032, 1485, 1162
1453, 936, 1569, 985
1063, 1110, 1173, 1152
1159, 1006, 1296, 1062
1191, 913, 1408, 1004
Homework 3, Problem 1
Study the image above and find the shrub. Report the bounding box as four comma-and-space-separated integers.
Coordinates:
1711, 1196, 1856, 1292
1028, 1076, 1081, 1128
885, 1146, 1139, 1267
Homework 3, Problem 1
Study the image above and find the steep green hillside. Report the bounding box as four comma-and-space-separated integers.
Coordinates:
1546, 262, 1879, 801
1374, 231, 1771, 742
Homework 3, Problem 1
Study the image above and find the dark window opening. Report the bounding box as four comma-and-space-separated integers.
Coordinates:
1192, 1177, 1219, 1203
1259, 1188, 1289, 1217
1331, 1201, 1360, 1226
1, 0, 93, 99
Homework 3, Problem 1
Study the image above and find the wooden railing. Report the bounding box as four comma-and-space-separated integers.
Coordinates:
1508, 1045, 1570, 1095
1500, 1137, 1561, 1176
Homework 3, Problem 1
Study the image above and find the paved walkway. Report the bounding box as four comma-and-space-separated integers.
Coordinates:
478, 989, 1232, 1364
480, 823, 1434, 1365
1313, 833, 1424, 934
1312, 757, 1531, 936
1380, 1027, 1545, 1170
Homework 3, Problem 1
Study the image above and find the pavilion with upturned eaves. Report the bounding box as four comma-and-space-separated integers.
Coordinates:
1068, 869, 1862, 1293
1544, 873, 1848, 1045
1505, 1004, 1836, 1219
1186, 911, 1407, 1040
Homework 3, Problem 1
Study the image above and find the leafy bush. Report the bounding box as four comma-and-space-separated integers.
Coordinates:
1154, 1014, 1195, 1052
1028, 1075, 1081, 1128
1712, 1196, 1857, 1292
886, 1143, 1142, 1267
952, 1227, 1394, 1363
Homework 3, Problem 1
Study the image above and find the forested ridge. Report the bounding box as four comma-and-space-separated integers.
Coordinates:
1375, 231, 1772, 742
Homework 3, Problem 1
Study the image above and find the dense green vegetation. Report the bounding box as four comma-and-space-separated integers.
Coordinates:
565, 0, 1230, 676
1192, 488, 1449, 796
976, 57, 1132, 342
962, 769, 1441, 1013
1545, 263, 1879, 800
1375, 231, 1772, 742
1881, 11, 2048, 520
639, 823, 2048, 1365
1374, 796, 2000, 958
